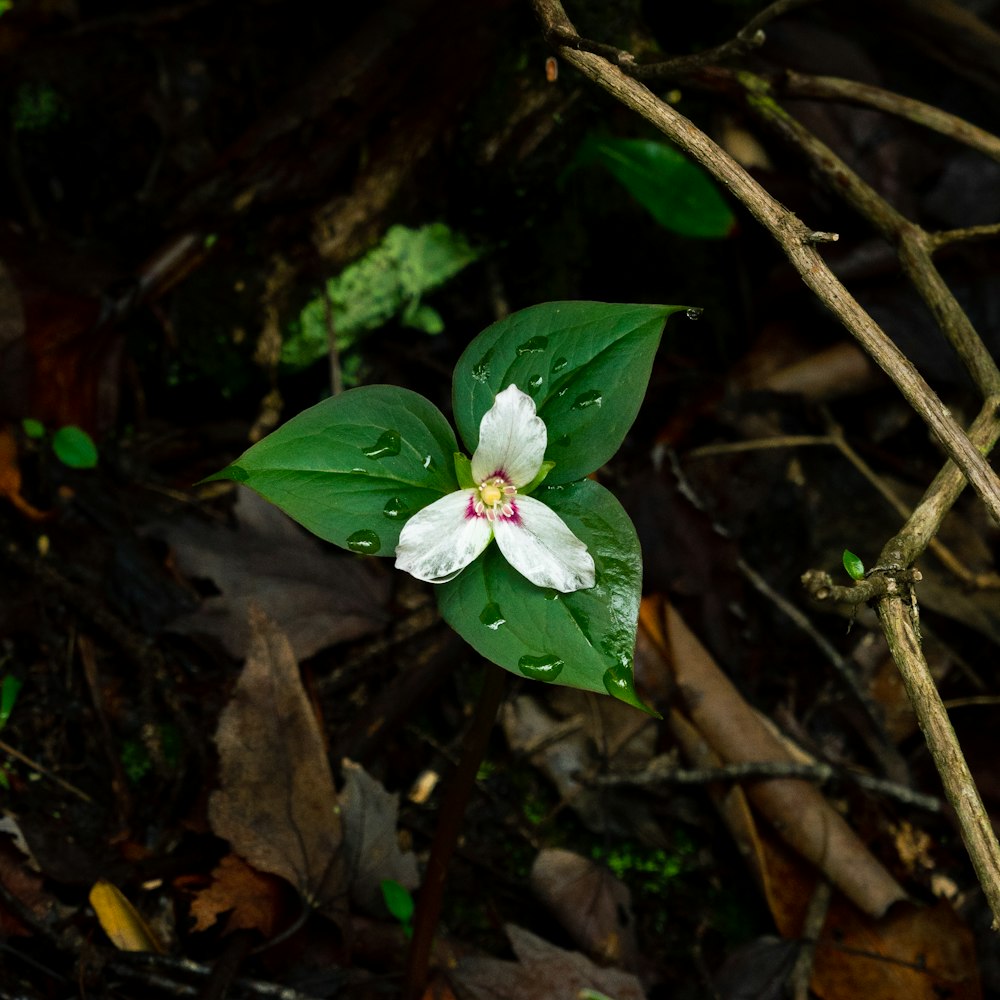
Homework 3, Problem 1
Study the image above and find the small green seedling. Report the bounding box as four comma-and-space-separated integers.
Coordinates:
380, 878, 415, 938
0, 675, 23, 790
21, 419, 99, 469
842, 549, 865, 581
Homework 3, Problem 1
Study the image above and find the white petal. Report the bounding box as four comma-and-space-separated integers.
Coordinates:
493, 496, 595, 593
395, 490, 492, 584
471, 385, 546, 487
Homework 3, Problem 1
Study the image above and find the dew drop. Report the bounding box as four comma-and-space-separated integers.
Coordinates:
383, 497, 410, 519
227, 465, 249, 483
555, 434, 571, 448
518, 653, 565, 681
346, 529, 381, 554
571, 389, 603, 410
351, 467, 370, 475
479, 603, 506, 630
528, 373, 543, 390
552, 356, 569, 373
362, 429, 401, 459
602, 665, 631, 697
685, 307, 703, 321
423, 454, 436, 470
515, 335, 548, 356
542, 589, 560, 601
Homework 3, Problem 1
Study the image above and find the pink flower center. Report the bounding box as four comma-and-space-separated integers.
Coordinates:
473, 474, 517, 522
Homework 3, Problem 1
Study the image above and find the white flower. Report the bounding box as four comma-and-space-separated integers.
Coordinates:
395, 385, 596, 593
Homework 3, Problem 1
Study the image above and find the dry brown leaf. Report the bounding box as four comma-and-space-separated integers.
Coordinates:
638, 595, 906, 918
529, 848, 638, 969
0, 425, 47, 520
208, 607, 346, 917
155, 487, 390, 659
0, 834, 53, 936
340, 758, 419, 916
185, 853, 286, 936
450, 923, 646, 1000
812, 898, 980, 1000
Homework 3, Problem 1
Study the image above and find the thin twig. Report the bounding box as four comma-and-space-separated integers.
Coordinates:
591, 756, 943, 812
781, 70, 1000, 163
876, 589, 1000, 926
402, 663, 507, 1000
734, 69, 1000, 399
0, 737, 94, 804
531, 0, 1000, 525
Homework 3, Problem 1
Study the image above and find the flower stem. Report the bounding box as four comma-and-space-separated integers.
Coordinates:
402, 662, 507, 1000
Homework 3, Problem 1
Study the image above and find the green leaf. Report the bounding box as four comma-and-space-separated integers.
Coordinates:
580, 135, 736, 239
52, 426, 98, 469
452, 301, 683, 485
204, 386, 458, 556
21, 418, 45, 439
437, 479, 654, 713
0, 675, 22, 731
380, 879, 415, 925
282, 223, 478, 369
842, 549, 865, 581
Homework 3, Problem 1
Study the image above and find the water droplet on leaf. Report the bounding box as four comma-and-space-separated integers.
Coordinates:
602, 665, 632, 697
555, 434, 571, 448
362, 430, 401, 459
685, 307, 703, 321
479, 603, 506, 630
346, 529, 381, 554
542, 589, 560, 601
552, 356, 569, 373
227, 465, 249, 483
516, 336, 548, 356
571, 390, 603, 410
423, 454, 436, 470
383, 497, 410, 519
528, 374, 543, 390
518, 653, 565, 681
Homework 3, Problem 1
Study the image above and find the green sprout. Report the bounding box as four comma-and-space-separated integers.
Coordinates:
22, 419, 99, 469
380, 878, 415, 938
0, 675, 23, 790
842, 549, 865, 581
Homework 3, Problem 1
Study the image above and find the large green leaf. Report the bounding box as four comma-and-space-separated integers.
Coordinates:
205, 386, 458, 555
436, 479, 652, 712
452, 301, 683, 485
582, 136, 736, 239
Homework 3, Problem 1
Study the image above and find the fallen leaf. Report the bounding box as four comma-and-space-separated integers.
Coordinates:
450, 923, 646, 1000
0, 425, 47, 520
529, 848, 638, 969
812, 898, 980, 1000
713, 936, 800, 1000
208, 607, 346, 917
89, 880, 165, 954
0, 833, 52, 936
183, 853, 286, 936
638, 595, 907, 918
154, 486, 391, 659
340, 758, 419, 916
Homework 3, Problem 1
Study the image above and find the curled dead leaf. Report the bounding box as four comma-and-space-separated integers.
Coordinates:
208, 607, 346, 918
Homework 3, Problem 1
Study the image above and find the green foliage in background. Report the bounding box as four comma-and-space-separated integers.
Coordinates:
574, 134, 736, 239
281, 223, 479, 371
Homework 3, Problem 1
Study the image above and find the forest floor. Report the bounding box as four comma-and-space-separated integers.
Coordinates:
1, 1, 1000, 998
